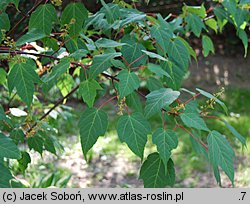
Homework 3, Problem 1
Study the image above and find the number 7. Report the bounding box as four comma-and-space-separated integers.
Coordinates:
241, 192, 246, 200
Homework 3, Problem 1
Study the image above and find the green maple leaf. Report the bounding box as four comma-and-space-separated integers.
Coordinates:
117, 112, 150, 159
79, 79, 102, 107
8, 59, 40, 107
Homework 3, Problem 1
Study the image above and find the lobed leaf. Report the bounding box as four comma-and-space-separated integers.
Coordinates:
29, 4, 57, 35
78, 108, 108, 158
146, 77, 163, 92
224, 120, 246, 147
147, 63, 172, 79
0, 12, 10, 41
89, 52, 121, 79
0, 133, 21, 159
16, 29, 47, 46
150, 25, 172, 55
180, 101, 210, 131
238, 29, 248, 57
202, 35, 215, 57
95, 38, 127, 48
18, 151, 31, 173
61, 3, 88, 37
117, 70, 140, 99
185, 14, 206, 37
27, 134, 44, 155
0, 163, 13, 188
139, 153, 175, 188
207, 130, 235, 185
121, 35, 148, 68
145, 88, 180, 118
79, 79, 102, 107
152, 129, 178, 171
167, 38, 191, 71
117, 112, 150, 159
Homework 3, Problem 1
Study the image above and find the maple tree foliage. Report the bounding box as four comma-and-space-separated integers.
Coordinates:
0, 0, 249, 187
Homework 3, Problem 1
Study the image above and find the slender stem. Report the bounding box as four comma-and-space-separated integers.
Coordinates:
112, 79, 119, 96
98, 96, 117, 110
8, 93, 17, 107
51, 35, 77, 56
26, 85, 80, 134
0, 49, 60, 60
206, 7, 214, 14
2, 120, 11, 129
173, 124, 178, 131
177, 125, 208, 151
176, 99, 182, 105
171, 14, 178, 18
146, 13, 157, 17
131, 65, 147, 70
125, 104, 131, 115
184, 93, 201, 105
0, 48, 89, 76
135, 90, 145, 98
162, 110, 166, 129
101, 72, 119, 82
121, 56, 129, 66
202, 115, 219, 119
128, 54, 146, 68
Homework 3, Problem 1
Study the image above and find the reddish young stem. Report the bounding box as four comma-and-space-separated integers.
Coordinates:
98, 96, 117, 110
171, 14, 178, 18
121, 56, 129, 66
206, 7, 214, 14
146, 13, 157, 17
176, 99, 182, 105
184, 93, 201, 105
128, 54, 146, 67
21, 44, 35, 50
52, 35, 78, 56
173, 124, 178, 131
177, 125, 209, 151
202, 115, 220, 119
131, 65, 147, 70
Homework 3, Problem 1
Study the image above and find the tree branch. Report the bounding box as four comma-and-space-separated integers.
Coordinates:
26, 84, 80, 134
98, 96, 117, 110
184, 93, 201, 105
177, 125, 208, 151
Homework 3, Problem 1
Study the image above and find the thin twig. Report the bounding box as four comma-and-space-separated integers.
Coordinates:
128, 54, 146, 68
98, 96, 117, 110
8, 93, 17, 107
0, 49, 59, 60
177, 125, 208, 151
26, 85, 80, 134
121, 56, 129, 66
184, 93, 201, 105
0, 48, 89, 73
